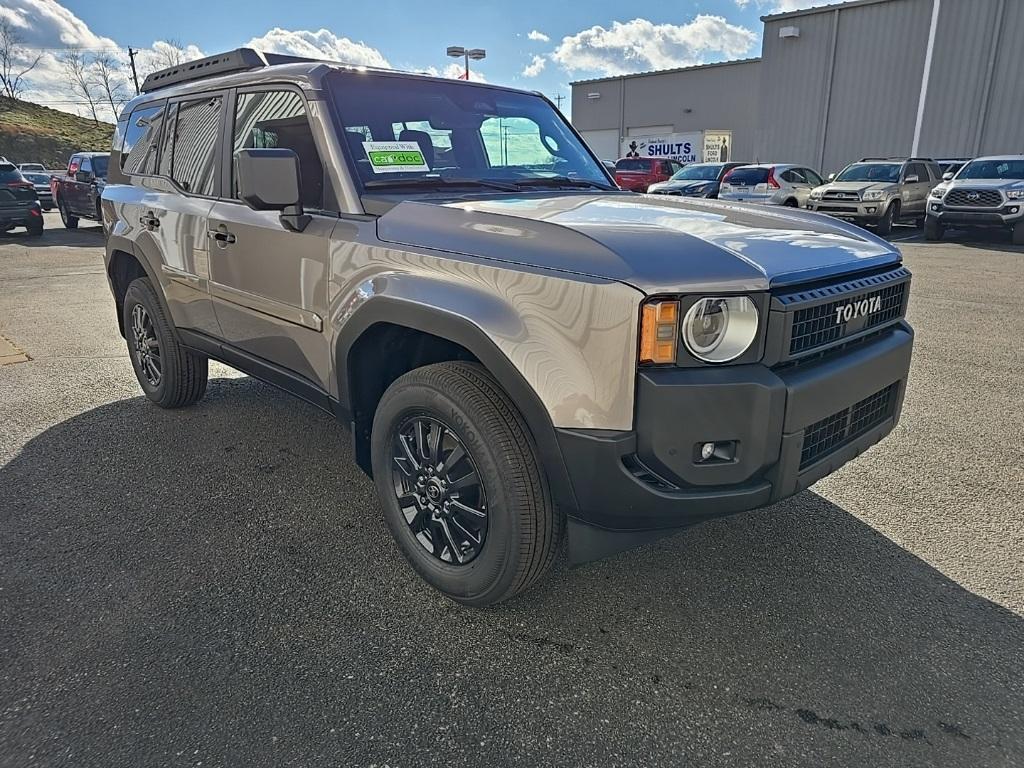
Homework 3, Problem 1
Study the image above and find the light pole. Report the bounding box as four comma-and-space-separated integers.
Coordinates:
446, 46, 486, 80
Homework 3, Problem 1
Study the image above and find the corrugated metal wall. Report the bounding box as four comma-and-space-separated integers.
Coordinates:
978, 0, 1024, 154
573, 0, 1023, 172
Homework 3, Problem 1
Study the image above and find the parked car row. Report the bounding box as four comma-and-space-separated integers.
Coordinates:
0, 161, 45, 236
611, 152, 1023, 244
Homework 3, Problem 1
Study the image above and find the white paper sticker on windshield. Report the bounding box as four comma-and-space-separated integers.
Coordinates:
362, 141, 429, 173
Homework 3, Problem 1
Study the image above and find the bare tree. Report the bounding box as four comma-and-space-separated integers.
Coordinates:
0, 18, 42, 100
154, 39, 186, 69
91, 54, 128, 119
60, 50, 100, 124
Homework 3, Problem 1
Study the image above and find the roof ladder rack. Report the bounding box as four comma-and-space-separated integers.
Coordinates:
140, 48, 316, 93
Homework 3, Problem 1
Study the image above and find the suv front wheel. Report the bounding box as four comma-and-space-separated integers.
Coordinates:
371, 362, 562, 606
122, 277, 208, 408
874, 201, 898, 236
924, 216, 943, 241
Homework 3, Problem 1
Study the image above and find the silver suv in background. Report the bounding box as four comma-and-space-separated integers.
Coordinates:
807, 158, 941, 235
925, 156, 1024, 244
718, 164, 824, 208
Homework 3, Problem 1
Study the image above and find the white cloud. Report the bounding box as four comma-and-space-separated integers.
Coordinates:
521, 55, 546, 78
527, 29, 550, 43
734, 0, 751, 7
421, 63, 487, 83
551, 15, 757, 76
244, 28, 389, 68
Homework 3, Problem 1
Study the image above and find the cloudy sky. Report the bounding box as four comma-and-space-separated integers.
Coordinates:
1, 0, 850, 121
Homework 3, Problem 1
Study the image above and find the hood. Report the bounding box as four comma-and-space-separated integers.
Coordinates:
649, 180, 717, 195
376, 192, 901, 295
822, 181, 897, 196
948, 178, 1024, 190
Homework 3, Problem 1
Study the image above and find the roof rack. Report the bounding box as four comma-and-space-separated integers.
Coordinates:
857, 156, 936, 162
140, 48, 316, 93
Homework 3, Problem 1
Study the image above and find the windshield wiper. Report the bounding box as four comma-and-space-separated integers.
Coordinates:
511, 176, 615, 191
363, 177, 521, 192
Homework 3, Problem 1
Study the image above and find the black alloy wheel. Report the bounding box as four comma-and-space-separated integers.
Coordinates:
391, 415, 488, 565
129, 303, 162, 387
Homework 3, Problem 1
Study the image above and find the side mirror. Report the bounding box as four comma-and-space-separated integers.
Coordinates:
905, 174, 919, 184
827, 172, 836, 181
235, 148, 310, 232
942, 171, 954, 181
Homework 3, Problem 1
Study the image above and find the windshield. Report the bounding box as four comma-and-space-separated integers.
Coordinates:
328, 72, 608, 190
835, 163, 901, 183
956, 159, 1024, 180
670, 164, 723, 182
23, 172, 49, 184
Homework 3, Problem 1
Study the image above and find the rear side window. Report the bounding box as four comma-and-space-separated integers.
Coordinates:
166, 96, 222, 196
121, 103, 165, 175
906, 163, 928, 181
726, 167, 769, 185
232, 89, 324, 209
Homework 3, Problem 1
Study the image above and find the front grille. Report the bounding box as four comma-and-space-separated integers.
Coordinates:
945, 188, 1002, 208
799, 383, 898, 470
788, 280, 906, 355
820, 205, 859, 213
823, 191, 860, 201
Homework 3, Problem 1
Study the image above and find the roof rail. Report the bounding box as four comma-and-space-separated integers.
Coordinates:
857, 156, 937, 163
140, 48, 316, 93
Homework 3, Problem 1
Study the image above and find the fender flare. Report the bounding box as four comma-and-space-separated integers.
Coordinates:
335, 296, 580, 515
105, 234, 178, 340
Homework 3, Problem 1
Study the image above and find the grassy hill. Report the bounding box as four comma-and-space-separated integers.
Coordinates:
0, 97, 114, 169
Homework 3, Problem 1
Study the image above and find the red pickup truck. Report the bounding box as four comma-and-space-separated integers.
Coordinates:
613, 157, 684, 192
50, 152, 109, 229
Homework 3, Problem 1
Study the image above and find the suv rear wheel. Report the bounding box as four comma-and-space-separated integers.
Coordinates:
370, 361, 562, 606
57, 196, 78, 229
875, 200, 898, 236
122, 277, 208, 408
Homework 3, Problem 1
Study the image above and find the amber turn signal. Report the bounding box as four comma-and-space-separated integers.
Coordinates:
639, 300, 679, 364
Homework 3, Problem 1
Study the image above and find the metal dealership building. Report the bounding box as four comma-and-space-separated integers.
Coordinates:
570, 0, 1023, 174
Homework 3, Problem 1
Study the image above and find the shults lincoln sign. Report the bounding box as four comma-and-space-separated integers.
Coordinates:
621, 132, 701, 164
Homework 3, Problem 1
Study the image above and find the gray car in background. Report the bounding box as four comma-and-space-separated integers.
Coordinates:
808, 158, 941, 235
647, 162, 747, 199
718, 164, 824, 208
925, 155, 1024, 244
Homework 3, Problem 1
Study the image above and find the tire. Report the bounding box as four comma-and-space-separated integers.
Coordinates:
122, 277, 208, 408
924, 217, 943, 241
1013, 221, 1024, 246
26, 219, 43, 237
875, 201, 897, 236
783, 198, 798, 207
57, 196, 78, 229
370, 361, 562, 607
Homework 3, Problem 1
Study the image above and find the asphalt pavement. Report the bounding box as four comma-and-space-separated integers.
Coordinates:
1, 212, 1022, 767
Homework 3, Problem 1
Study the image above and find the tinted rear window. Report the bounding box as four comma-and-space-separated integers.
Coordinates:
725, 167, 769, 185
616, 158, 652, 172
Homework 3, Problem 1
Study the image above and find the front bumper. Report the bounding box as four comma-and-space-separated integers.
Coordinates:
807, 199, 891, 222
560, 324, 913, 561
927, 201, 1023, 227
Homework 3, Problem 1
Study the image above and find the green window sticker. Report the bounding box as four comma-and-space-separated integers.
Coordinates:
362, 141, 430, 173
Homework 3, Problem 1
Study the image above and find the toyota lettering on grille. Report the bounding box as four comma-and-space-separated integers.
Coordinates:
834, 295, 882, 324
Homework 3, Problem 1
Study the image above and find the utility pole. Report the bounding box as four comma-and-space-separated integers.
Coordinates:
127, 47, 140, 94
554, 94, 565, 111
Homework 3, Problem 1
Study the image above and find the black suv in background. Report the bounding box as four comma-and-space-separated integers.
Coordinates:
0, 162, 44, 236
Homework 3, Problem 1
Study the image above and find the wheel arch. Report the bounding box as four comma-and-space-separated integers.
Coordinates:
336, 297, 579, 514
106, 237, 173, 339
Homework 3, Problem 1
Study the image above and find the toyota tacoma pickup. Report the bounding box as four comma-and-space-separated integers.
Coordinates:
925, 155, 1024, 244
102, 49, 914, 606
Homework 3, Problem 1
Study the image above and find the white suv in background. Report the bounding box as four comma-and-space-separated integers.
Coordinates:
718, 164, 824, 208
925, 156, 1024, 244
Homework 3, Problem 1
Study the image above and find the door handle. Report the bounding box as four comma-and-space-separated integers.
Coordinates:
208, 225, 236, 246
140, 212, 160, 230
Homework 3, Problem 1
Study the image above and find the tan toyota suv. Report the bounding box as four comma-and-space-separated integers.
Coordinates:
103, 49, 914, 605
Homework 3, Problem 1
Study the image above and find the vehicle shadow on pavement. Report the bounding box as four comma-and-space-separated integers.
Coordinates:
0, 224, 104, 248
1, 376, 1021, 767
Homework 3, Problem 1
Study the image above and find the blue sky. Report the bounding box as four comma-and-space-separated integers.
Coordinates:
3, 0, 841, 119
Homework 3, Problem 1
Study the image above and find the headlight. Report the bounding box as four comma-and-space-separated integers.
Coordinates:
809, 189, 823, 200
929, 186, 947, 199
862, 190, 886, 201
681, 297, 759, 363
1006, 189, 1024, 200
